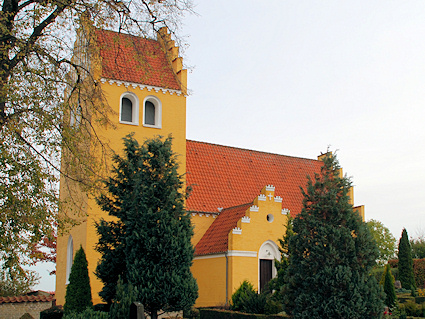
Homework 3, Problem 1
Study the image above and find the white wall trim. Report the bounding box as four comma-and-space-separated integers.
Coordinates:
101, 78, 184, 96
227, 250, 257, 257
194, 250, 257, 260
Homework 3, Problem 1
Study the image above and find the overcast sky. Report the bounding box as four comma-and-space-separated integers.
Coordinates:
34, 1, 425, 291
183, 1, 425, 239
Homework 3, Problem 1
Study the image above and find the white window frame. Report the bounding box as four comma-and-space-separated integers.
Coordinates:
143, 95, 162, 128
119, 92, 139, 125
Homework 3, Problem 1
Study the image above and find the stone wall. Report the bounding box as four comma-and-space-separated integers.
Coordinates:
0, 300, 53, 319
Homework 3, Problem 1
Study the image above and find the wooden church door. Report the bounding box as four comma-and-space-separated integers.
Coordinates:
259, 259, 273, 292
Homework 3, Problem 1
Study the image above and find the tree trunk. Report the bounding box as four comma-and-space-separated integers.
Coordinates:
150, 310, 158, 319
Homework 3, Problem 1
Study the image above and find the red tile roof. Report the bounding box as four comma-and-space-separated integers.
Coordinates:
195, 203, 252, 255
0, 294, 54, 304
96, 29, 180, 90
186, 140, 323, 217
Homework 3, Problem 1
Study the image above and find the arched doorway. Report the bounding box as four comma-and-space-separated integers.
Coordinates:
258, 240, 280, 293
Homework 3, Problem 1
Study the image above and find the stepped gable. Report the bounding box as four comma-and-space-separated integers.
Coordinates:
186, 140, 323, 217
195, 203, 252, 256
96, 29, 180, 90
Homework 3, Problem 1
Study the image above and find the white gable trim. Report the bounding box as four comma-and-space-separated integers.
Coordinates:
100, 78, 184, 96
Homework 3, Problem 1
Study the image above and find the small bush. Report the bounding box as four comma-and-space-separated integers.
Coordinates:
231, 281, 256, 312
62, 308, 108, 319
184, 307, 200, 319
40, 306, 64, 319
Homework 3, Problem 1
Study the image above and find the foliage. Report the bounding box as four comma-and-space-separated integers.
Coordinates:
40, 306, 64, 319
381, 264, 397, 309
64, 246, 92, 314
231, 281, 282, 315
283, 152, 384, 318
0, 0, 193, 291
411, 237, 425, 259
0, 264, 38, 296
413, 259, 425, 289
398, 229, 416, 293
200, 308, 289, 319
183, 307, 200, 319
367, 219, 397, 266
63, 308, 108, 319
398, 301, 425, 317
231, 281, 257, 312
94, 219, 126, 304
109, 277, 137, 319
269, 217, 294, 295
96, 135, 198, 319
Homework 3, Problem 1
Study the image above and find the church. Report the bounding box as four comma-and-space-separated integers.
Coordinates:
55, 28, 364, 307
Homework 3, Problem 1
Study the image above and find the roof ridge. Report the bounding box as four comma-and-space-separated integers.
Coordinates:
186, 139, 320, 162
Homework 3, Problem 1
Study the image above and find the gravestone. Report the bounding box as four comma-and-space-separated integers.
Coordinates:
130, 302, 144, 319
395, 280, 402, 289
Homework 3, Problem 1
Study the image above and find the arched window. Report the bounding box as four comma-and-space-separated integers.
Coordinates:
143, 96, 162, 128
120, 93, 139, 125
66, 235, 74, 284
145, 101, 155, 125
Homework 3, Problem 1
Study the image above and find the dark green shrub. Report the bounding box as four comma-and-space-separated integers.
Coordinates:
64, 246, 92, 314
381, 264, 397, 308
40, 306, 64, 319
62, 308, 108, 319
109, 278, 137, 319
231, 281, 256, 311
399, 300, 419, 317
93, 304, 109, 312
184, 307, 200, 319
398, 229, 416, 293
199, 308, 288, 319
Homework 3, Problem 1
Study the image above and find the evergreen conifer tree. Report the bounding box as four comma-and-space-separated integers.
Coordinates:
94, 219, 127, 304
109, 277, 137, 319
96, 135, 198, 319
64, 246, 92, 314
398, 228, 416, 292
283, 153, 384, 318
381, 264, 397, 309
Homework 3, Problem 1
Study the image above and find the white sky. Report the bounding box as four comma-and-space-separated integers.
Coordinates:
34, 0, 425, 292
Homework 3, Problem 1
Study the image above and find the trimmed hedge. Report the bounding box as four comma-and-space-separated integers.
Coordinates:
40, 306, 64, 319
199, 309, 288, 319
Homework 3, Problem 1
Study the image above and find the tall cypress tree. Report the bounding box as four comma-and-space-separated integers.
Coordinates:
283, 153, 383, 319
64, 246, 92, 314
380, 264, 397, 309
96, 135, 198, 319
398, 228, 416, 292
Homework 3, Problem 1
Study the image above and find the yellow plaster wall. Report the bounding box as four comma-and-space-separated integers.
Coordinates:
228, 256, 258, 294
191, 214, 217, 246
191, 257, 227, 307
56, 81, 187, 306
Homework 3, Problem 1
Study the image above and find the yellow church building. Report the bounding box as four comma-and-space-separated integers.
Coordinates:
55, 28, 364, 308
